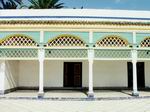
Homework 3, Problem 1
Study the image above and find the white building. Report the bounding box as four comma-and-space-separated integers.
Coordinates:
0, 9, 150, 98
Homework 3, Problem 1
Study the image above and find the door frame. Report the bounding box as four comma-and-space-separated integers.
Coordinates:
63, 62, 82, 87
127, 62, 145, 88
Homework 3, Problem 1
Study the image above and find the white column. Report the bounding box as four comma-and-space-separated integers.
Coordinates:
88, 31, 94, 98
88, 49, 94, 97
132, 49, 139, 96
38, 48, 45, 98
132, 32, 139, 96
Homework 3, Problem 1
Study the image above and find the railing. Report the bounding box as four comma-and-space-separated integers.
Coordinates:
45, 47, 88, 60
137, 48, 150, 60
0, 47, 39, 60
0, 46, 150, 61
94, 47, 132, 60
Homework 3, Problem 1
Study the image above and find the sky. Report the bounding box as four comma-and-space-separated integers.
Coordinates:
24, 0, 150, 11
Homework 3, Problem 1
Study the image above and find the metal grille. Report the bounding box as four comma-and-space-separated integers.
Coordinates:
0, 49, 38, 58
47, 35, 86, 47
96, 35, 128, 47
45, 49, 88, 58
138, 50, 150, 58
0, 35, 38, 46
95, 49, 131, 58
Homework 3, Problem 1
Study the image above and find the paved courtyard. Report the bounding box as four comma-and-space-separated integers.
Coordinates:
1, 90, 150, 99
0, 98, 150, 112
1, 90, 150, 112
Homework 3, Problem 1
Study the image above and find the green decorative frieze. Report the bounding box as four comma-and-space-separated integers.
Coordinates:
45, 49, 88, 58
95, 49, 131, 58
138, 50, 150, 58
0, 49, 38, 58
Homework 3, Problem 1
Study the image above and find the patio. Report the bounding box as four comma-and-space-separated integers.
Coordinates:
1, 90, 150, 100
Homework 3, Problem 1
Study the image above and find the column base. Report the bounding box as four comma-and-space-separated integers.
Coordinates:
88, 91, 94, 98
0, 90, 4, 95
132, 91, 139, 96
38, 92, 44, 99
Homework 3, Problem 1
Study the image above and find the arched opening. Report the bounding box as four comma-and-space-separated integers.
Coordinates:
140, 37, 150, 47
46, 34, 86, 47
95, 35, 129, 47
0, 34, 38, 46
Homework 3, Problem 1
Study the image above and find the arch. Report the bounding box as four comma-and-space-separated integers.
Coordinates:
96, 35, 129, 47
47, 34, 86, 47
140, 37, 150, 47
0, 34, 38, 46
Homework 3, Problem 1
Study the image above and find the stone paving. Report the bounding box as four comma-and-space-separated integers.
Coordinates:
0, 99, 150, 112
0, 90, 150, 112
2, 90, 150, 99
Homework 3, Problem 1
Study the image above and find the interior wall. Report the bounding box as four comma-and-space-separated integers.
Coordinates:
18, 60, 128, 88
44, 60, 89, 87
18, 60, 39, 87
4, 60, 19, 90
93, 61, 128, 87
0, 61, 5, 93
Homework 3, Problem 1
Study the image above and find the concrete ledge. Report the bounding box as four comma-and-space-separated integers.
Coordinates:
1, 96, 150, 101
4, 88, 17, 94
0, 88, 17, 95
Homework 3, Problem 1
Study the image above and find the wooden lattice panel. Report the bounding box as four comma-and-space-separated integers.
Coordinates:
140, 37, 150, 47
96, 35, 128, 47
47, 35, 86, 47
0, 35, 38, 46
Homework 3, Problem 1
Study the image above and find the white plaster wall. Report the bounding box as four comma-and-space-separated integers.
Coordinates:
18, 61, 39, 87
145, 61, 150, 87
44, 60, 88, 87
0, 61, 5, 92
18, 60, 128, 88
4, 60, 19, 90
44, 60, 63, 87
93, 61, 128, 87
18, 60, 88, 87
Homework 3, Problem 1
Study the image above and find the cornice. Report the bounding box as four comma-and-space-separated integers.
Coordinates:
0, 20, 150, 26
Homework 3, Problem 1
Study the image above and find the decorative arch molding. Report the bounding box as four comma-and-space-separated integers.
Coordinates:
96, 35, 129, 47
46, 34, 86, 47
0, 34, 38, 46
140, 37, 150, 47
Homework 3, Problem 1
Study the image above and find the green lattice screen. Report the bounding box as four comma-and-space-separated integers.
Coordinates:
0, 49, 38, 58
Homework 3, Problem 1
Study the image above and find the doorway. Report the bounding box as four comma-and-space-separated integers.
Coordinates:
64, 62, 82, 87
127, 62, 145, 88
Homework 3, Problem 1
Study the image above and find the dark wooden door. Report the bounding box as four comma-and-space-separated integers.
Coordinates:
64, 62, 82, 87
127, 62, 145, 88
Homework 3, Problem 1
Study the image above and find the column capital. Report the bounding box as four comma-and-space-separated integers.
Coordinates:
88, 49, 94, 59
38, 48, 45, 62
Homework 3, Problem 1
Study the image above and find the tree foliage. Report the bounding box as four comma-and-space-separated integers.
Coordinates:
0, 0, 22, 9
28, 0, 64, 9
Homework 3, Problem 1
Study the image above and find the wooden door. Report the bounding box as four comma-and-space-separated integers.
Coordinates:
64, 62, 82, 87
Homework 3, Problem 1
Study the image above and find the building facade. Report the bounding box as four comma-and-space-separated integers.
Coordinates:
0, 9, 150, 97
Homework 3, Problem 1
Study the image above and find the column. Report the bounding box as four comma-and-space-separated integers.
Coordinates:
132, 49, 139, 96
88, 49, 94, 98
88, 31, 94, 98
132, 32, 139, 96
38, 48, 45, 98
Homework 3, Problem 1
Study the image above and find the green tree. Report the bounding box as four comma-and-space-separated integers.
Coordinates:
28, 0, 64, 9
0, 0, 22, 9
